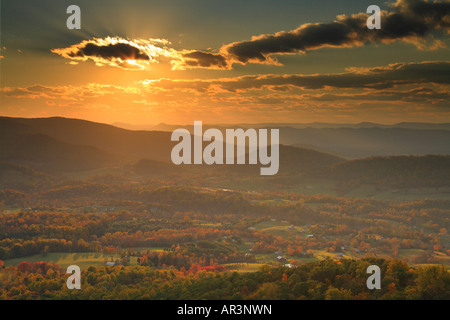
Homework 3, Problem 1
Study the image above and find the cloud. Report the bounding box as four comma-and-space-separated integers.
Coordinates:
3, 61, 448, 118
178, 0, 450, 69
5, 61, 447, 105
173, 50, 231, 70
0, 83, 139, 99
2, 62, 448, 123
52, 37, 179, 70
52, 36, 230, 71
306, 87, 450, 103
51, 1, 449, 71
141, 61, 450, 92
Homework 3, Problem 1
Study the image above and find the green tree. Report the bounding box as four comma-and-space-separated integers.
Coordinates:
415, 265, 450, 300
253, 283, 281, 300
325, 287, 353, 300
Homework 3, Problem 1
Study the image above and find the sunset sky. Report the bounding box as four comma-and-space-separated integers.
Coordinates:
1, 0, 449, 125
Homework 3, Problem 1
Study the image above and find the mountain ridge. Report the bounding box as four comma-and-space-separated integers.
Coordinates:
1, 117, 449, 192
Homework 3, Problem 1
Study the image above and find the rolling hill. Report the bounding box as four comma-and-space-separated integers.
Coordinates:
0, 132, 121, 172
0, 117, 174, 163
325, 155, 450, 188
0, 161, 52, 191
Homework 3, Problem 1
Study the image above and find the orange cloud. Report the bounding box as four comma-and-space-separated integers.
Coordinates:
2, 60, 448, 124
140, 61, 450, 93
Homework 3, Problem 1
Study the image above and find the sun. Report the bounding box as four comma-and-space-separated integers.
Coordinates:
124, 58, 148, 70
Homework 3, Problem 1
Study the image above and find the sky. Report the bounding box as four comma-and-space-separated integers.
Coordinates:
0, 0, 449, 125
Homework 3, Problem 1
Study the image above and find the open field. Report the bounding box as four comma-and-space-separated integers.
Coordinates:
3, 249, 165, 270
223, 263, 268, 273
4, 252, 135, 270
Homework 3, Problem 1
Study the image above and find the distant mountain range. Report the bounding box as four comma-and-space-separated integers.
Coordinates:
146, 122, 450, 131
134, 122, 450, 159
0, 116, 344, 173
0, 116, 449, 192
